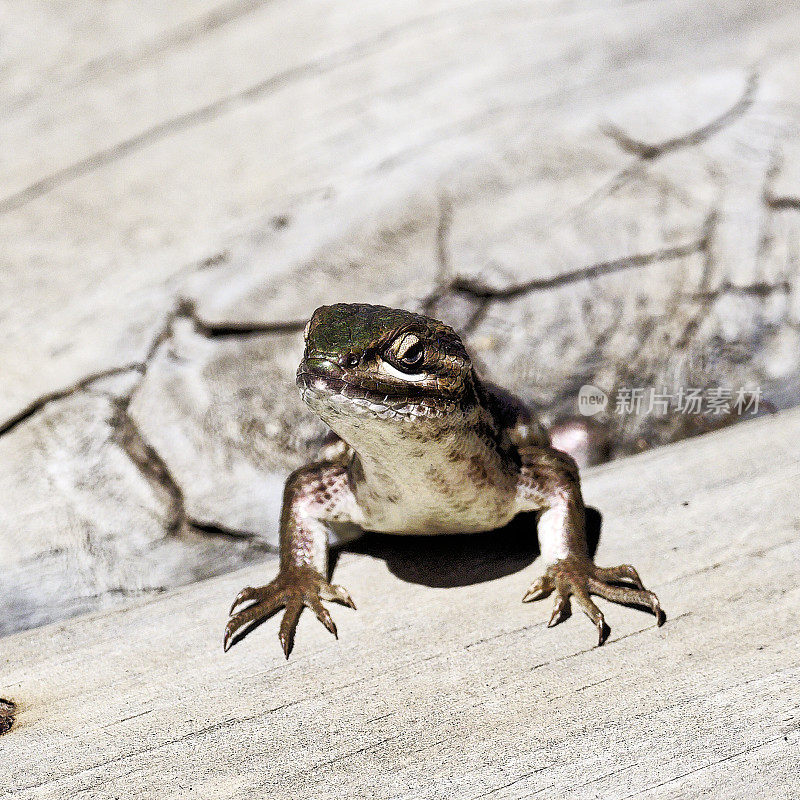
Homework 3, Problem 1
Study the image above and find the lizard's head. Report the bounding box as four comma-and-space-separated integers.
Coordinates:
297, 303, 475, 427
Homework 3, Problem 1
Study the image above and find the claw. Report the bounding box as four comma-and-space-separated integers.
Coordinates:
548, 593, 571, 627
571, 583, 606, 644
311, 602, 338, 638
320, 583, 357, 609
229, 586, 260, 615
278, 601, 303, 659
525, 556, 663, 645
595, 563, 645, 590
224, 605, 259, 651
224, 568, 356, 656
619, 564, 645, 590
587, 578, 664, 626
523, 574, 554, 603
223, 594, 284, 651
597, 620, 610, 646
224, 615, 246, 652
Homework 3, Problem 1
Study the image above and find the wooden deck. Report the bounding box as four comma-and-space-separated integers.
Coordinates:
4, 0, 800, 632
2, 410, 798, 798
2, 3, 800, 796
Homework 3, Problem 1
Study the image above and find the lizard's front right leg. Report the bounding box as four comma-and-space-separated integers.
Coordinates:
224, 461, 361, 657
518, 446, 664, 644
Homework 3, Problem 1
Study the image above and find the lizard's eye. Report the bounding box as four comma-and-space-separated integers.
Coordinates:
391, 333, 425, 369
345, 353, 360, 368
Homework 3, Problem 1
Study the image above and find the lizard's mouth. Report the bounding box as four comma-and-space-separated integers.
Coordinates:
296, 362, 454, 421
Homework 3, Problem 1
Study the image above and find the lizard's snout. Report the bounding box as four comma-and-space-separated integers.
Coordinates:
303, 355, 346, 376
297, 355, 350, 394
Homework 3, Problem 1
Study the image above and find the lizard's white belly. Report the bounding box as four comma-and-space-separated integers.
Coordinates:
317, 398, 522, 535
352, 447, 520, 535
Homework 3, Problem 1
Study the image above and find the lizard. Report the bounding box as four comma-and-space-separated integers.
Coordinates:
224, 303, 664, 657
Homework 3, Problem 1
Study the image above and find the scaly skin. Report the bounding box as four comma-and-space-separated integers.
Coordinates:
224, 303, 664, 656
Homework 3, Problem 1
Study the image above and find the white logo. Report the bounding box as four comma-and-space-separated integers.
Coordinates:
578, 385, 608, 416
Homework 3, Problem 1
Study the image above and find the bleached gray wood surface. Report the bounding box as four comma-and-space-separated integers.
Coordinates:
4, 0, 800, 636
2, 409, 798, 799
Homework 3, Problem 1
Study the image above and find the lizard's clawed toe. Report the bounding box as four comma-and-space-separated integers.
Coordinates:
546, 591, 571, 627
522, 574, 554, 603
596, 620, 610, 646
278, 600, 303, 658
320, 583, 357, 609
229, 586, 263, 615
224, 592, 285, 651
524, 556, 663, 645
309, 600, 338, 638
224, 566, 355, 655
594, 563, 646, 591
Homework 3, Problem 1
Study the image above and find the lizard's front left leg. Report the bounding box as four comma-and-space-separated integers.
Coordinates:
224, 461, 361, 657
518, 447, 664, 645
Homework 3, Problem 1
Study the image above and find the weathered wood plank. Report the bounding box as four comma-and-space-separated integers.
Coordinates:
3, 0, 800, 667
3, 0, 800, 425
2, 410, 798, 798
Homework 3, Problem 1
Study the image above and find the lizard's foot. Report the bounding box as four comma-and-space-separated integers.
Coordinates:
224, 566, 355, 657
522, 556, 664, 645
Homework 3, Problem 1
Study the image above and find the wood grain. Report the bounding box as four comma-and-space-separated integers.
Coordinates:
2, 409, 798, 798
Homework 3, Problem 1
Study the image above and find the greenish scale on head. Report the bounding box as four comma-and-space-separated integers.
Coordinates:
305, 304, 419, 359
298, 304, 475, 410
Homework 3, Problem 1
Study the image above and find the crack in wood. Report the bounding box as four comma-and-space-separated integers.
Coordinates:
465, 764, 553, 800
79, 0, 274, 82
300, 733, 406, 777
0, 296, 193, 438
111, 401, 186, 534
435, 192, 453, 288
764, 186, 800, 211
421, 192, 459, 315
616, 729, 797, 799
422, 207, 717, 338
602, 73, 758, 161
576, 73, 758, 215
686, 279, 792, 302
449, 236, 702, 301
761, 150, 786, 212
0, 12, 456, 214
0, 292, 287, 549
0, 365, 144, 438
189, 316, 307, 338
111, 391, 273, 547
